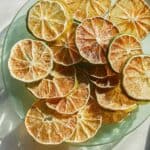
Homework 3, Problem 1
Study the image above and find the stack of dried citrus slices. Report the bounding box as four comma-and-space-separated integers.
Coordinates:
8, 0, 150, 145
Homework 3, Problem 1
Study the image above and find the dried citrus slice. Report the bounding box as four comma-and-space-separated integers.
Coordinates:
96, 84, 137, 111
50, 23, 82, 66
76, 17, 119, 64
108, 34, 143, 73
28, 0, 69, 41
66, 99, 102, 143
123, 55, 150, 100
8, 39, 53, 83
25, 100, 77, 145
61, 0, 111, 22
109, 0, 150, 39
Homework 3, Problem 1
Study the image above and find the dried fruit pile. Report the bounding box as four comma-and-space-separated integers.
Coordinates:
8, 0, 150, 145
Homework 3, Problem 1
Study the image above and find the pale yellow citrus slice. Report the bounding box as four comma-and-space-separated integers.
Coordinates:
123, 55, 150, 100
76, 17, 119, 64
108, 34, 143, 73
8, 39, 53, 83
28, 0, 69, 41
66, 98, 102, 143
109, 0, 150, 39
25, 100, 77, 145
61, 0, 111, 22
96, 84, 137, 111
49, 23, 82, 66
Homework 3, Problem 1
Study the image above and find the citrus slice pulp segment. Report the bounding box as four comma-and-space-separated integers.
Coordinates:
76, 17, 119, 64
108, 34, 143, 73
25, 100, 77, 145
50, 23, 82, 66
66, 99, 102, 143
96, 84, 137, 111
109, 0, 150, 39
8, 39, 53, 83
123, 55, 150, 100
28, 0, 69, 41
61, 0, 111, 22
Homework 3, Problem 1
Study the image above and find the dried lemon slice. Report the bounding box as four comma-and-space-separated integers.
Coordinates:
108, 34, 143, 73
96, 84, 137, 111
123, 55, 150, 100
76, 17, 119, 64
109, 0, 150, 39
28, 0, 69, 41
8, 39, 53, 83
66, 99, 102, 143
25, 100, 77, 145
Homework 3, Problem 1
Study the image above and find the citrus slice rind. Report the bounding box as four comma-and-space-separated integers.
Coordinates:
8, 39, 53, 83
122, 55, 150, 101
27, 0, 69, 41
96, 84, 137, 111
76, 17, 119, 64
25, 100, 77, 145
66, 99, 102, 143
108, 34, 143, 73
109, 0, 150, 40
50, 23, 82, 66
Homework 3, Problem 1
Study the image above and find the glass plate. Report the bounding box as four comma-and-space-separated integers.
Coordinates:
1, 0, 150, 147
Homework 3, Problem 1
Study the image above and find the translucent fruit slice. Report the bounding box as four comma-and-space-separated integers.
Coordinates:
28, 0, 69, 41
61, 0, 111, 22
123, 55, 150, 100
25, 100, 77, 145
109, 0, 150, 39
108, 34, 143, 73
76, 17, 119, 64
96, 84, 137, 111
50, 23, 82, 66
8, 39, 53, 83
66, 99, 102, 143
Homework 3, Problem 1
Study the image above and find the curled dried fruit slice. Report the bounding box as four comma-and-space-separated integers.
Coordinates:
28, 0, 69, 41
50, 23, 82, 66
66, 99, 102, 143
123, 55, 150, 100
61, 0, 111, 22
109, 0, 150, 39
25, 100, 77, 145
96, 84, 137, 111
108, 34, 143, 73
76, 17, 119, 64
8, 39, 53, 83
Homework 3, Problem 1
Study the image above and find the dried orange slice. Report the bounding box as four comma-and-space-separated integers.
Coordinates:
61, 0, 111, 22
25, 100, 77, 145
96, 84, 137, 111
66, 99, 102, 143
76, 17, 119, 64
108, 34, 143, 73
8, 39, 53, 83
50, 23, 82, 66
123, 55, 150, 100
28, 0, 69, 41
109, 0, 150, 39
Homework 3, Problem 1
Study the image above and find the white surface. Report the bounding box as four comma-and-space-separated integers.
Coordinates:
0, 0, 149, 150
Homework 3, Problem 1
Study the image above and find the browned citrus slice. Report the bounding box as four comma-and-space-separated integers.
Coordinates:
25, 100, 77, 145
96, 84, 137, 111
76, 17, 119, 64
8, 39, 53, 83
108, 34, 143, 73
123, 55, 150, 100
109, 0, 150, 39
28, 0, 70, 41
61, 0, 111, 22
66, 99, 102, 143
49, 23, 82, 66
